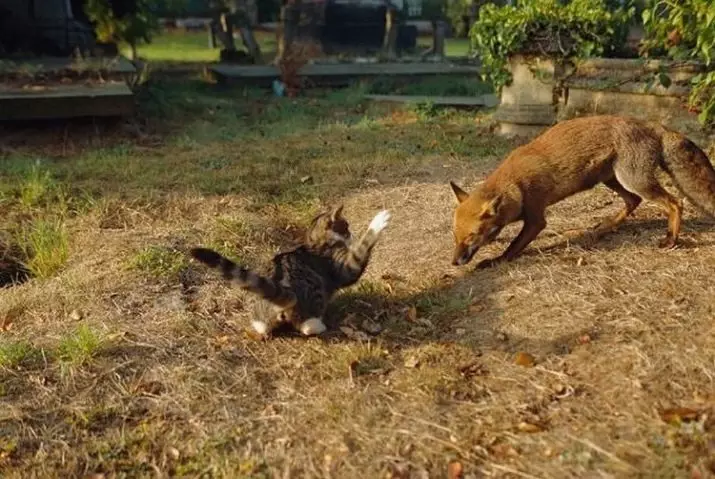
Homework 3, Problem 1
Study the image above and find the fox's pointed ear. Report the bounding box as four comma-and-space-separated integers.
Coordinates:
481, 195, 503, 218
449, 181, 469, 204
331, 204, 344, 221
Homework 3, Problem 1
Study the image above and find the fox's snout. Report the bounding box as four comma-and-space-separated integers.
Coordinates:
452, 243, 478, 266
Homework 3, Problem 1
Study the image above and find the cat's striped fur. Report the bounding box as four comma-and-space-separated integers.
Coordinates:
190, 206, 390, 337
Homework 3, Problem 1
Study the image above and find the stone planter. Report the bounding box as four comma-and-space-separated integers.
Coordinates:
494, 54, 568, 137
558, 58, 706, 141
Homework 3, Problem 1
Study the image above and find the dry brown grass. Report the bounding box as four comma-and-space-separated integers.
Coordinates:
1, 81, 715, 478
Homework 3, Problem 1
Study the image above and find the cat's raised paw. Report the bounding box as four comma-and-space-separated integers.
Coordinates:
368, 210, 391, 234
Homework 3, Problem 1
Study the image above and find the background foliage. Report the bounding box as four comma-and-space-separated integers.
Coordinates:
469, 0, 634, 90
641, 0, 715, 126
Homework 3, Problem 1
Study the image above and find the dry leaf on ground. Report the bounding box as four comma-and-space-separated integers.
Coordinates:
514, 352, 535, 367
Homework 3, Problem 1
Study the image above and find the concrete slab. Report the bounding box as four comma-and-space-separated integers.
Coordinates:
208, 61, 481, 86
0, 82, 135, 120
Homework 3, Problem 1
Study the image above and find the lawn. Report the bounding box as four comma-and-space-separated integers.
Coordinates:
1, 79, 715, 478
127, 30, 471, 64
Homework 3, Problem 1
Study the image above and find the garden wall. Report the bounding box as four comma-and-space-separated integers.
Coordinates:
495, 57, 712, 145
558, 58, 707, 141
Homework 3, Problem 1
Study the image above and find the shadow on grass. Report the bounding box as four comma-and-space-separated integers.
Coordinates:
526, 216, 715, 258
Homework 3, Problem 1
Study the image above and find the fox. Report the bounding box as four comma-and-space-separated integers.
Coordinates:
449, 115, 715, 268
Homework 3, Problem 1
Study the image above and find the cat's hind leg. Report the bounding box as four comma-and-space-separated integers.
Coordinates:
299, 318, 327, 336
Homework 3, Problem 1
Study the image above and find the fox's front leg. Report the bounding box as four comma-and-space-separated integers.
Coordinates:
477, 215, 546, 269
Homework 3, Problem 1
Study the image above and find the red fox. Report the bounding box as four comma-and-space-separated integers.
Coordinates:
450, 115, 715, 268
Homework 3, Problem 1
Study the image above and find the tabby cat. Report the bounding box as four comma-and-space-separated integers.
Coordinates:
190, 206, 390, 337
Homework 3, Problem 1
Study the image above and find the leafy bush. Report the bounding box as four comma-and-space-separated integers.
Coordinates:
641, 0, 715, 126
84, 0, 161, 60
470, 0, 633, 90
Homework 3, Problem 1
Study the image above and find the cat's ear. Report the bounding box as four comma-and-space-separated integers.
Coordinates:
331, 204, 344, 221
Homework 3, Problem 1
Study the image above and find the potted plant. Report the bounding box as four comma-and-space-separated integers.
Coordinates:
470, 0, 633, 136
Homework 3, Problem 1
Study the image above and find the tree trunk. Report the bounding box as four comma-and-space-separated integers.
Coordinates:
383, 6, 399, 60
221, 13, 237, 51
208, 22, 217, 49
238, 26, 262, 61
234, 11, 262, 61
277, 1, 302, 62
431, 19, 445, 59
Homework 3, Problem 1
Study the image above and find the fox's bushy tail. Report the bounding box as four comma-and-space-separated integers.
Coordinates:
190, 248, 296, 307
659, 130, 715, 217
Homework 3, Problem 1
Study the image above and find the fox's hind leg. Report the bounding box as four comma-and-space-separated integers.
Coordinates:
614, 170, 683, 249
591, 178, 643, 236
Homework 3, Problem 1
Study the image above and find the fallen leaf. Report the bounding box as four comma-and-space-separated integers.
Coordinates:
399, 443, 414, 456
517, 421, 544, 433
167, 447, 180, 460
340, 326, 370, 341
552, 384, 575, 400
361, 318, 383, 335
342, 312, 359, 324
468, 303, 484, 314
514, 352, 535, 367
490, 442, 519, 459
404, 356, 420, 368
577, 334, 591, 345
447, 461, 464, 479
385, 462, 410, 479
405, 306, 418, 322
69, 310, 83, 321
300, 175, 313, 184
459, 361, 486, 378
659, 407, 702, 424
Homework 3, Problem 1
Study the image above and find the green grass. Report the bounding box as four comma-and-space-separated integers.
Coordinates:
0, 341, 40, 369
417, 36, 472, 57
366, 75, 493, 97
126, 30, 471, 64
19, 164, 57, 209
16, 218, 69, 279
126, 30, 278, 63
37, 81, 503, 203
57, 325, 102, 366
129, 245, 189, 280
2, 57, 715, 479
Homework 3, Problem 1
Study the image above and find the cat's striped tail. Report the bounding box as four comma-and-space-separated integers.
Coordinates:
190, 248, 296, 307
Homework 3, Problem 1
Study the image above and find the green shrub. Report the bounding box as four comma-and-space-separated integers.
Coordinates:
641, 0, 715, 126
470, 0, 633, 91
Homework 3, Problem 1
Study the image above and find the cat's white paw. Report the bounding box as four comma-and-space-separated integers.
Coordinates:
368, 210, 391, 234
251, 320, 269, 336
300, 318, 327, 336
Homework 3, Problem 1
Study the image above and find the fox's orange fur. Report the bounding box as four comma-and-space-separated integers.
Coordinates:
450, 115, 715, 268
